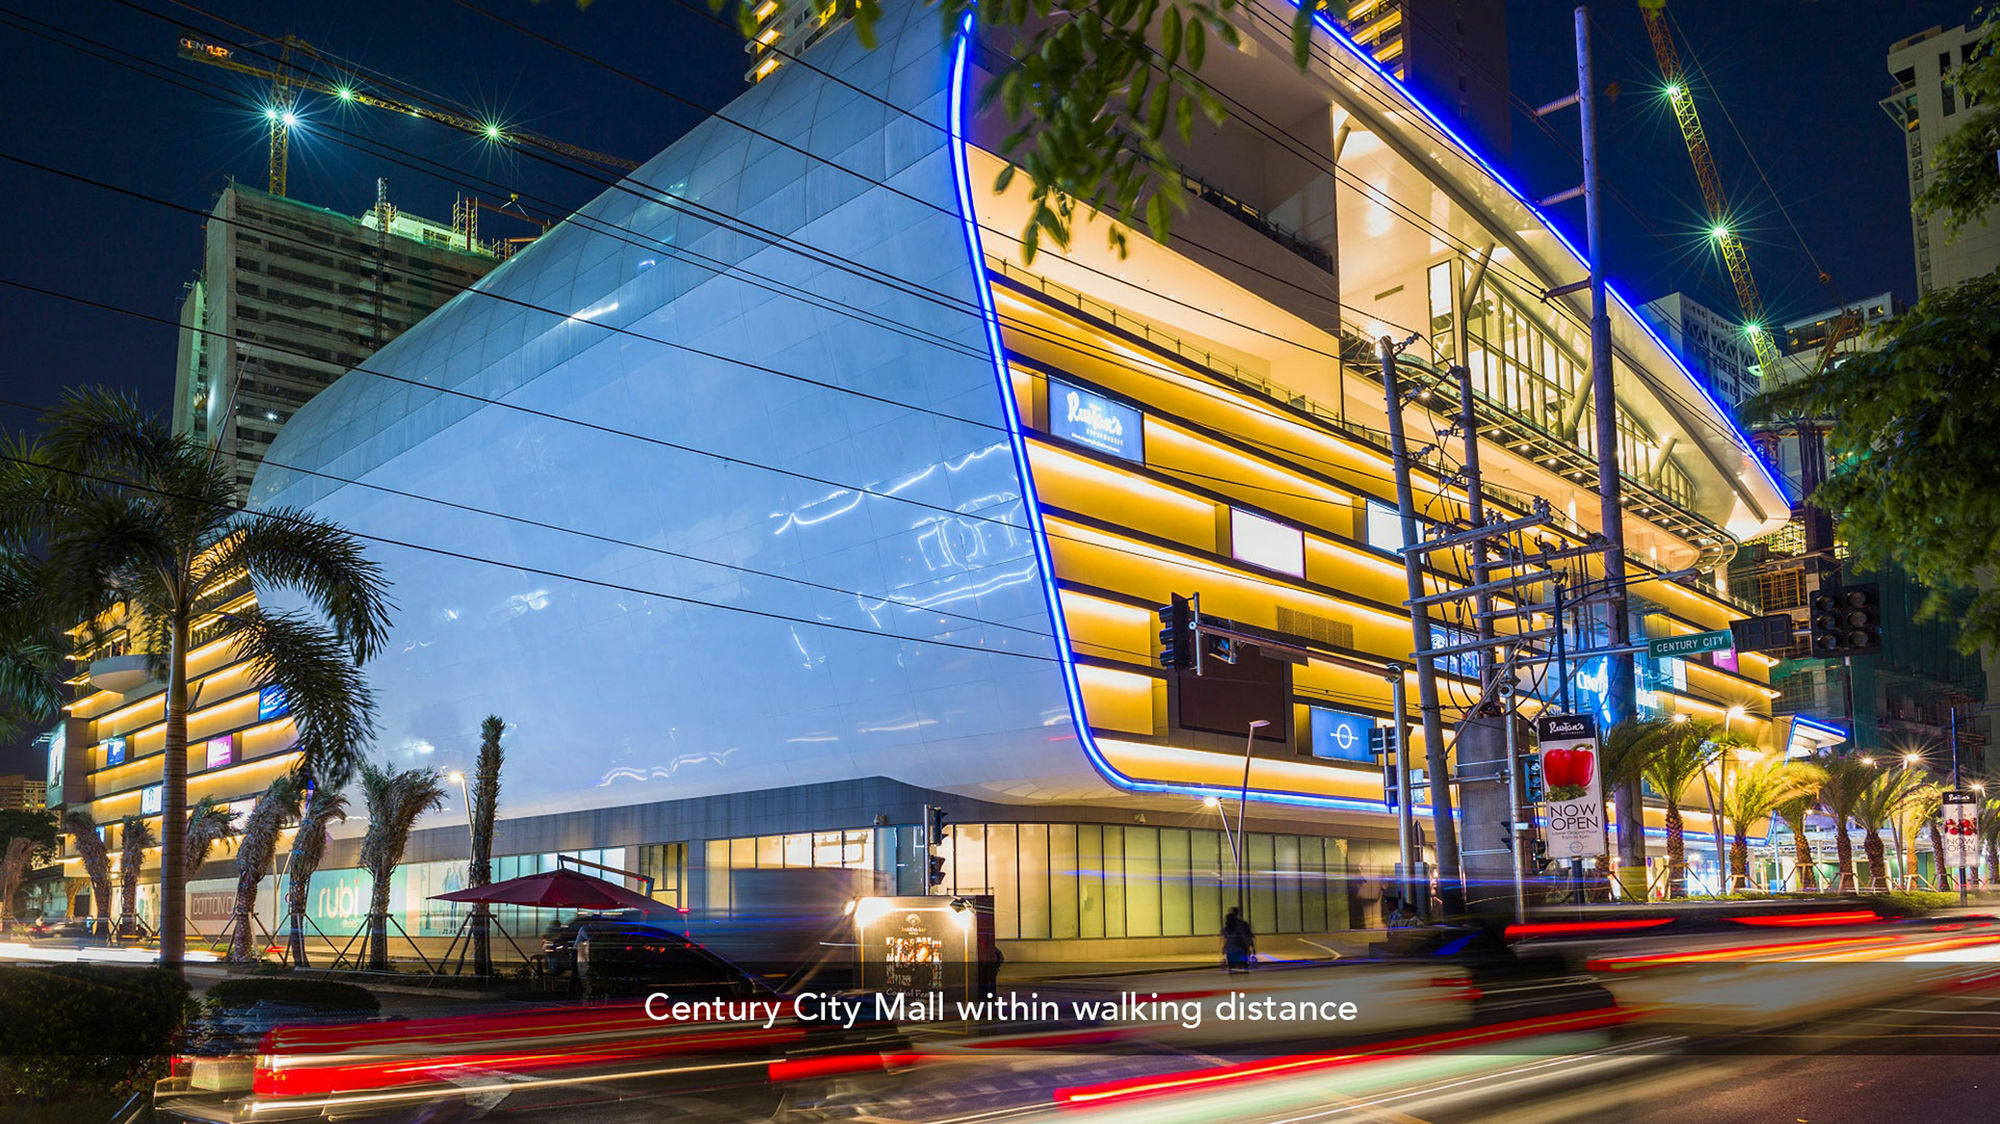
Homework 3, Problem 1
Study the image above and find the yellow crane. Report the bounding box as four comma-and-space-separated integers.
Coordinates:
1635, 0, 1787, 383
175, 32, 640, 199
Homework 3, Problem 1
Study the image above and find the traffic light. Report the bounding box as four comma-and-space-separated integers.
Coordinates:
927, 804, 949, 847
1157, 594, 1198, 672
927, 853, 947, 889
1809, 582, 1882, 658
1531, 836, 1551, 873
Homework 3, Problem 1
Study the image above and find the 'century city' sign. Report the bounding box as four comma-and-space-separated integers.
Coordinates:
1646, 629, 1734, 659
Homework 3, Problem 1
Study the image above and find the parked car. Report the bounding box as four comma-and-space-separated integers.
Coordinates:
540, 909, 645, 978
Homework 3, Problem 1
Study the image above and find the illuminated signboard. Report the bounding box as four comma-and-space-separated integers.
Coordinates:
105, 736, 127, 766
1309, 707, 1375, 763
1230, 508, 1306, 578
141, 784, 163, 815
853, 895, 983, 1002
206, 735, 234, 770
1049, 379, 1142, 461
258, 683, 290, 722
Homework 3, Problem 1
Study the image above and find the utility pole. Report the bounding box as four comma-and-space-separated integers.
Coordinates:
1389, 664, 1415, 911
1456, 364, 1497, 694
1381, 336, 1462, 914
1539, 5, 1642, 895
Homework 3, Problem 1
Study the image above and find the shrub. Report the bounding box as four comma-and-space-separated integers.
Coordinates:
0, 964, 191, 1097
1864, 890, 1960, 916
203, 976, 381, 1013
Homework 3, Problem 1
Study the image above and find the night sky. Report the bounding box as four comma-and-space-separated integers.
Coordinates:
0, 0, 1977, 775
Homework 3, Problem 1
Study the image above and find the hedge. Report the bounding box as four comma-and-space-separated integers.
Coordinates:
0, 964, 191, 1097
202, 976, 381, 1013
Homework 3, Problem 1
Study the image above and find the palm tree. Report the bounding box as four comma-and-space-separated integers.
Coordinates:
1905, 784, 1946, 890
1639, 720, 1722, 898
1718, 758, 1818, 892
1704, 728, 1758, 893
1982, 796, 2000, 888
359, 763, 446, 971
284, 784, 348, 967
469, 715, 505, 977
1853, 767, 1925, 892
1817, 756, 1877, 893
117, 815, 155, 937
62, 810, 112, 934
1595, 719, 1677, 900
0, 837, 33, 930
184, 795, 240, 880
226, 775, 306, 963
2, 389, 390, 970
0, 550, 63, 741
1770, 761, 1829, 891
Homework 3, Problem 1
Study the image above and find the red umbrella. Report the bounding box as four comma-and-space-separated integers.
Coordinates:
431, 867, 663, 913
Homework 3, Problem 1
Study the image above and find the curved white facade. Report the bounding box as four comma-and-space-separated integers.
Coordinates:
256, 4, 1098, 820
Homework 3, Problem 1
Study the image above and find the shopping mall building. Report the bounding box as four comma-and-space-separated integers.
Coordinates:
56, 2, 1803, 955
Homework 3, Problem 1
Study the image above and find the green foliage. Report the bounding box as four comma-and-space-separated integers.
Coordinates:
1863, 889, 1960, 915
358, 762, 447, 971
1754, 261, 2000, 652
0, 808, 59, 864
202, 976, 380, 1013
0, 964, 191, 1097
1914, 15, 2000, 233
707, 0, 1314, 261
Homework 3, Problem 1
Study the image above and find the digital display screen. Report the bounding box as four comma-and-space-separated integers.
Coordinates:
206, 735, 234, 770
105, 735, 125, 766
258, 683, 290, 721
141, 784, 163, 815
1309, 707, 1375, 762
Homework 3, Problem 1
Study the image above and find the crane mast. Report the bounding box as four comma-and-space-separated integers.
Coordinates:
1636, 0, 1786, 384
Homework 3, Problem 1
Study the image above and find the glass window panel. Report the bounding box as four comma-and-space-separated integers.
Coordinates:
705, 840, 730, 914
1192, 828, 1224, 939
1018, 824, 1050, 940
952, 824, 989, 898
988, 824, 1019, 941
783, 833, 812, 868
1078, 825, 1104, 939
1159, 828, 1192, 937
1124, 827, 1161, 938
1050, 824, 1080, 941
1275, 835, 1303, 933
1246, 833, 1276, 932
755, 834, 783, 869
1103, 825, 1126, 939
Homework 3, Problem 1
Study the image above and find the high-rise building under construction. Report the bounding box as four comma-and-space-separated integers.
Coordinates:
173, 181, 499, 499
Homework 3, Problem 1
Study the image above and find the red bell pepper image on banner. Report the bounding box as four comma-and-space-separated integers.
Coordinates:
1543, 746, 1595, 800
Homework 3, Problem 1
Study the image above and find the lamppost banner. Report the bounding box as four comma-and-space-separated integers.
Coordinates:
1941, 791, 1980, 868
1535, 713, 1607, 860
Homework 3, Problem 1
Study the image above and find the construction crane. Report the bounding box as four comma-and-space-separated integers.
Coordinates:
175, 32, 640, 199
1635, 0, 1787, 384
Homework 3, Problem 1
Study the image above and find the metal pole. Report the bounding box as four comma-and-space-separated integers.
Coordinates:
1501, 685, 1526, 923
1576, 5, 1642, 891
1954, 707, 1966, 907
1456, 364, 1495, 693
1391, 666, 1415, 910
1554, 578, 1573, 713
1381, 337, 1463, 914
1236, 720, 1269, 922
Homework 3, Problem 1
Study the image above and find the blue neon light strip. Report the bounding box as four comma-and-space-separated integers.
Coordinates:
949, 15, 1392, 815
1792, 715, 1849, 740
1296, 5, 1788, 504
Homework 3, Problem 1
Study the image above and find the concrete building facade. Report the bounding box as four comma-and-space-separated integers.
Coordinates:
173, 183, 498, 500
1642, 291, 1760, 410
1884, 23, 2000, 296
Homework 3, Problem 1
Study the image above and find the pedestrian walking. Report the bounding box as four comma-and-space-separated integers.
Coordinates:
1221, 906, 1256, 972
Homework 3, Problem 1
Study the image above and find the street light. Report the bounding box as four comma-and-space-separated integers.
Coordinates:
446, 770, 475, 850
1860, 756, 1875, 766
1235, 720, 1272, 920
